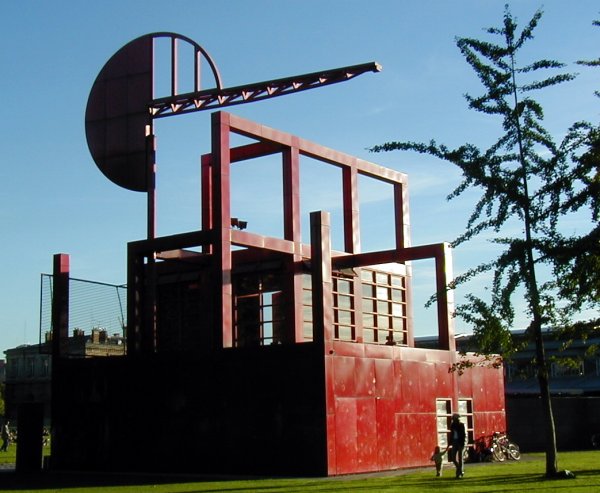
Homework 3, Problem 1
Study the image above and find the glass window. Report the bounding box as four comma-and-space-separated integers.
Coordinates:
336, 279, 352, 294
360, 267, 408, 347
377, 301, 390, 314
436, 398, 452, 452
391, 289, 403, 302
391, 276, 404, 288
363, 313, 375, 327
375, 272, 388, 285
377, 315, 391, 329
362, 284, 375, 298
376, 286, 389, 300
361, 270, 374, 282
363, 328, 376, 343
338, 326, 354, 340
392, 303, 403, 317
337, 295, 352, 310
234, 271, 285, 347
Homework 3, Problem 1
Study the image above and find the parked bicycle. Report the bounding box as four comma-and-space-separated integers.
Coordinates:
491, 431, 521, 461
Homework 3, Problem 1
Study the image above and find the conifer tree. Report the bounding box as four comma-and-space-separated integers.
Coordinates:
371, 6, 579, 477
546, 19, 600, 321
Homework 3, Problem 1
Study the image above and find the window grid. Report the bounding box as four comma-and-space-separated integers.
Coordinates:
233, 273, 284, 347
436, 398, 452, 450
458, 398, 474, 449
301, 274, 313, 341
551, 360, 585, 378
360, 269, 408, 346
333, 275, 356, 341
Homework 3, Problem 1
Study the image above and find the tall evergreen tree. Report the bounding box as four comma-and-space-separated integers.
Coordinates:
546, 19, 600, 322
371, 6, 578, 477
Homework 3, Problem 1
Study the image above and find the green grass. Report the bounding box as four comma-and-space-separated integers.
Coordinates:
0, 445, 16, 465
0, 451, 599, 492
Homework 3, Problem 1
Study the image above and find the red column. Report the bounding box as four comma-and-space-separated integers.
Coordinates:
435, 243, 455, 351
201, 153, 213, 254
310, 211, 333, 351
283, 144, 304, 343
342, 164, 360, 254
211, 112, 233, 348
51, 253, 69, 359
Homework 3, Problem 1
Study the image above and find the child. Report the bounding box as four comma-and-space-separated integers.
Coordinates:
430, 445, 448, 477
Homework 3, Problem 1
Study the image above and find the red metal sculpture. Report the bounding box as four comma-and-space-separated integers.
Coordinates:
45, 33, 506, 477
85, 32, 380, 238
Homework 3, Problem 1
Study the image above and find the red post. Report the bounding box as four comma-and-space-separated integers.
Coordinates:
211, 112, 233, 348
51, 253, 69, 359
310, 211, 333, 352
435, 243, 455, 351
282, 145, 304, 343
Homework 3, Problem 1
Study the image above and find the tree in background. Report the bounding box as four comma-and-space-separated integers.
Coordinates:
545, 19, 600, 347
371, 6, 588, 477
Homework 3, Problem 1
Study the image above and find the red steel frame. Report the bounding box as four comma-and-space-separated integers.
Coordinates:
123, 112, 504, 476
126, 111, 457, 355
55, 110, 505, 476
48, 32, 506, 476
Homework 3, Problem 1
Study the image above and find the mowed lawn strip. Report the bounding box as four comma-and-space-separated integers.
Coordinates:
0, 451, 598, 492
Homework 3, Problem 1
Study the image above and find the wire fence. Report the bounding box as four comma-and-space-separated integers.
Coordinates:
39, 274, 127, 345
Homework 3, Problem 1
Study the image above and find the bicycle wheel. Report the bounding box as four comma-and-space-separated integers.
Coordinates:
492, 444, 505, 462
507, 443, 521, 460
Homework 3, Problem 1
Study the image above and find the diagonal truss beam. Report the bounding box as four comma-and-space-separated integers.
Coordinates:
150, 61, 381, 118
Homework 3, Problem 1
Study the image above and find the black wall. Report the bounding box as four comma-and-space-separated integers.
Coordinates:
51, 343, 327, 476
506, 395, 600, 451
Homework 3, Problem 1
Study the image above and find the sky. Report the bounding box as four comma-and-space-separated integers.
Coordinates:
1, 0, 598, 354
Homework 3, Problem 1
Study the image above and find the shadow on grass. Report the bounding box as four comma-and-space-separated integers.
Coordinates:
0, 470, 287, 492
0, 466, 596, 492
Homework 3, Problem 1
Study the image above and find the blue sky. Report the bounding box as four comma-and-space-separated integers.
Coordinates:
1, 0, 598, 353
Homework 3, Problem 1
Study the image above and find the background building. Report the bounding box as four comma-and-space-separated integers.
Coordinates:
3, 329, 124, 423
418, 329, 600, 451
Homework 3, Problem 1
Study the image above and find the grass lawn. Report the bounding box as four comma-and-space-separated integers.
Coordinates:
0, 445, 16, 465
0, 450, 598, 492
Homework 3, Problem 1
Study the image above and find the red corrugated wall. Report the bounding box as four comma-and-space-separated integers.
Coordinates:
326, 342, 505, 475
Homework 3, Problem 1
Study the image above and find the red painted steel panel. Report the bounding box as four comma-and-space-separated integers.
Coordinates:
399, 361, 420, 414
356, 398, 378, 472
485, 368, 506, 411
376, 398, 397, 469
325, 355, 336, 415
395, 412, 420, 467
334, 398, 358, 474
416, 413, 438, 465
392, 360, 404, 412
355, 357, 376, 398
374, 358, 395, 399
333, 356, 357, 397
332, 340, 365, 358
327, 413, 337, 476
415, 362, 436, 413
434, 361, 453, 396
85, 35, 152, 192
364, 343, 393, 360
475, 412, 491, 441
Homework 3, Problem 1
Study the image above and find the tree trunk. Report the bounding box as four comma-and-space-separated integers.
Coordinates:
511, 46, 560, 476
532, 317, 559, 476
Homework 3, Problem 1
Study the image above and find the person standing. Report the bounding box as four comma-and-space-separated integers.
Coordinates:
449, 413, 466, 478
0, 420, 10, 452
430, 445, 449, 477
